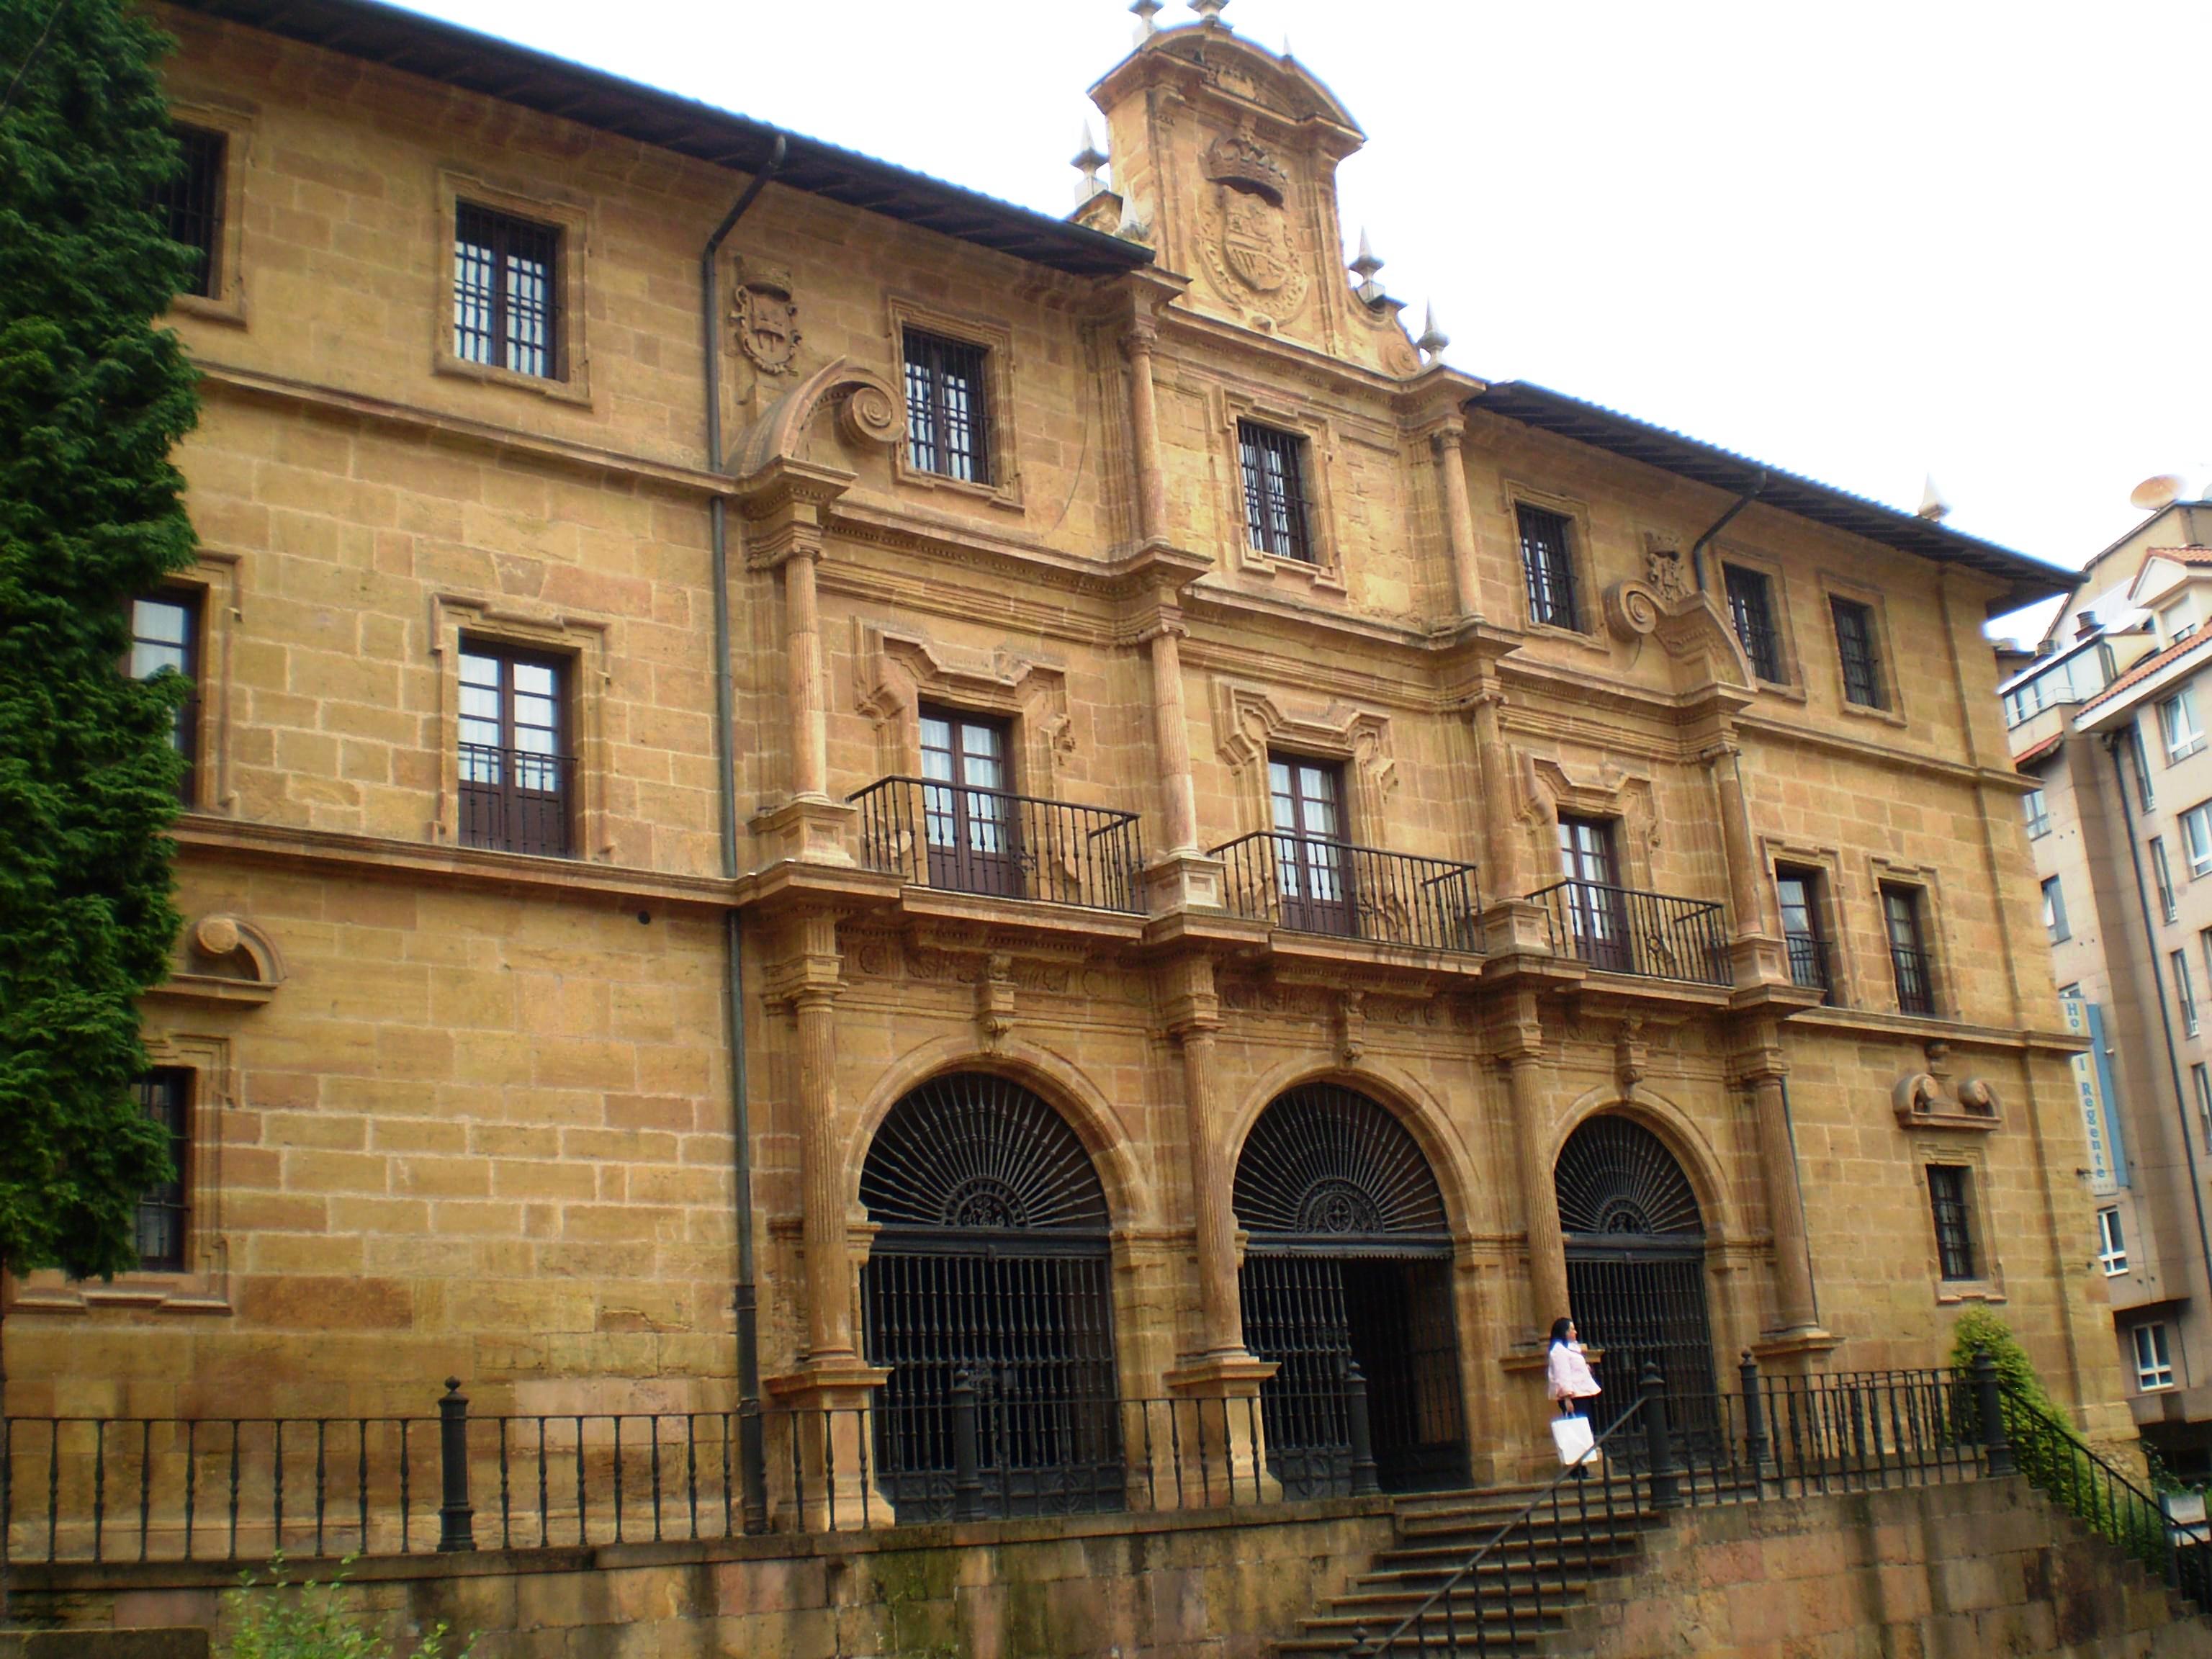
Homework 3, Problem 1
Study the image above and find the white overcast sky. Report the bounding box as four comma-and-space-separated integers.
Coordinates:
388, 0, 2212, 637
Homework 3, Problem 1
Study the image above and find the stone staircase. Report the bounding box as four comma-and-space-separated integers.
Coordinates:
1274, 1481, 1663, 1656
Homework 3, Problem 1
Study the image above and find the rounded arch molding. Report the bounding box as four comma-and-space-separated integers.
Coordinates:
1548, 1088, 1732, 1243
1223, 1057, 1482, 1243
844, 1035, 1156, 1231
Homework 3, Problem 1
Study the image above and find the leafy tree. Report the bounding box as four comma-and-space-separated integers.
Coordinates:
0, 0, 202, 1616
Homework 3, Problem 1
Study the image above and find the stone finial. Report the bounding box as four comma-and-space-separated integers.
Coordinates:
1416, 302, 1449, 360
1917, 473, 1951, 521
1190, 0, 1228, 24
1073, 122, 1109, 203
1130, 0, 1164, 36
1350, 228, 1385, 306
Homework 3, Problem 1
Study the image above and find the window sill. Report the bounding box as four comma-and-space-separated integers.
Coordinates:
1750, 676, 1809, 704
2170, 740, 2207, 765
1934, 1279, 2005, 1305
1521, 620, 1609, 653
893, 461, 1025, 513
1839, 698, 1907, 729
171, 290, 247, 330
1241, 546, 1346, 593
433, 350, 593, 407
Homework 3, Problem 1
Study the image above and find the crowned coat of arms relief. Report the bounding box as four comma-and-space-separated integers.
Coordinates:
1196, 135, 1309, 325
730, 257, 801, 376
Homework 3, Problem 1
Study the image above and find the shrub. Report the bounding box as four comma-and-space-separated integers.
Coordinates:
222, 1558, 469, 1659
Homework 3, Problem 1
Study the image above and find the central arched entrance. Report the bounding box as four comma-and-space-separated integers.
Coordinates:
1555, 1115, 1720, 1439
859, 1072, 1123, 1519
1234, 1082, 1470, 1497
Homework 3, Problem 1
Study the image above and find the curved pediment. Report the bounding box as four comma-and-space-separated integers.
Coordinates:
727, 356, 904, 483
1602, 580, 1754, 695
1149, 27, 1363, 137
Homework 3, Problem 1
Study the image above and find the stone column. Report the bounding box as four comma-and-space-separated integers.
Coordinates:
785, 547, 827, 801
1148, 620, 1198, 855
1737, 1028, 1822, 1341
1497, 997, 1569, 1341
1178, 1024, 1244, 1359
1431, 421, 1483, 619
795, 983, 852, 1362
1123, 317, 1169, 545
1708, 739, 1785, 984
1471, 683, 1556, 956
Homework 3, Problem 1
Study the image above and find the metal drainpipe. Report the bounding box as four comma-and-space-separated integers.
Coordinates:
2105, 732, 2212, 1318
701, 132, 785, 1532
1689, 469, 1767, 593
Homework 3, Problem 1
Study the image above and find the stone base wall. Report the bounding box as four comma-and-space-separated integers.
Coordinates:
1560, 1477, 2212, 1658
21, 1501, 1392, 1659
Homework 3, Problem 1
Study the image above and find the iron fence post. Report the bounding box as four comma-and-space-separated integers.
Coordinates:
1739, 1351, 1767, 1481
1973, 1352, 2014, 1477
950, 1372, 984, 1522
1641, 1363, 1680, 1510
1344, 1361, 1380, 1497
739, 1401, 767, 1535
437, 1379, 476, 1552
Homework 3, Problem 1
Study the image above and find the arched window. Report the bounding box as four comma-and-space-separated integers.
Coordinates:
1233, 1083, 1468, 1496
859, 1073, 1120, 1518
1555, 1115, 1719, 1437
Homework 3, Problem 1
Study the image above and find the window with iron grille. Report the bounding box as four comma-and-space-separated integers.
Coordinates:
2023, 787, 2050, 839
136, 1070, 191, 1272
1925, 1165, 1976, 1281
1724, 565, 1783, 681
131, 590, 202, 806
153, 125, 226, 300
2133, 1323, 2175, 1390
2096, 1208, 2127, 1277
1881, 884, 1936, 1015
1516, 503, 1580, 631
453, 203, 562, 379
2153, 837, 2179, 922
902, 329, 992, 485
1775, 866, 1834, 1002
459, 644, 572, 857
1238, 421, 1315, 563
1830, 596, 1885, 709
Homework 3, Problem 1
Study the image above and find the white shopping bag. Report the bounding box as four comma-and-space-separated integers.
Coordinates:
1550, 1412, 1596, 1467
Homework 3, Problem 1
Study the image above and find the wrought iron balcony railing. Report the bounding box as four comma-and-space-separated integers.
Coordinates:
1784, 932, 1837, 1004
1890, 942, 1938, 1015
1529, 878, 1731, 986
850, 776, 1145, 914
1210, 831, 1483, 955
458, 743, 575, 858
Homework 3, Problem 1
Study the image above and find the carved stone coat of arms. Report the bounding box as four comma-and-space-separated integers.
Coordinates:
731, 258, 800, 376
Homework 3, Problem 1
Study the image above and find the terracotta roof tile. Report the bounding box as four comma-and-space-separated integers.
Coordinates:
2080, 630, 2212, 714
2013, 732, 2062, 769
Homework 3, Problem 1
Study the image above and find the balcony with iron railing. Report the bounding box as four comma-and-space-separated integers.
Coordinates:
459, 744, 575, 858
1785, 932, 1838, 1004
1209, 832, 1484, 956
1528, 879, 1731, 986
1890, 942, 1938, 1015
850, 776, 1146, 915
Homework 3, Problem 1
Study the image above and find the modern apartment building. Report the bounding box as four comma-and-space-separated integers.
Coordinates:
2005, 499, 2212, 1475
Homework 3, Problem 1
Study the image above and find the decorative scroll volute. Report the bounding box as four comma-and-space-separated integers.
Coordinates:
727, 354, 904, 482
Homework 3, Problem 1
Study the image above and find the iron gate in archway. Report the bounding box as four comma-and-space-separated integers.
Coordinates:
859, 1073, 1123, 1519
1235, 1083, 1470, 1498
1556, 1115, 1720, 1444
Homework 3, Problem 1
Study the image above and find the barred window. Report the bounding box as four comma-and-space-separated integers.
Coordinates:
454, 203, 562, 379
903, 329, 992, 485
1831, 597, 1885, 709
1724, 565, 1783, 681
1881, 884, 1936, 1015
136, 1070, 192, 1272
152, 125, 226, 299
1516, 503, 1580, 631
1238, 421, 1314, 563
1926, 1166, 1975, 1281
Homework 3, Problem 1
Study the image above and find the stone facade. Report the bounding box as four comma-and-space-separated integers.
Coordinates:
7, 0, 2129, 1496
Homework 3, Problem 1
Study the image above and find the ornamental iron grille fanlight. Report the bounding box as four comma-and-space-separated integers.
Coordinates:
1555, 1115, 1721, 1445
1233, 1084, 1468, 1497
858, 1073, 1121, 1520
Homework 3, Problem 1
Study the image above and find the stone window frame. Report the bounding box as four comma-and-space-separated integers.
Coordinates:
1868, 857, 1952, 1019
1210, 678, 1395, 848
430, 593, 611, 859
1217, 389, 1344, 592
1761, 837, 1852, 1001
1817, 573, 1906, 727
885, 297, 1025, 512
138, 550, 244, 817
5, 1035, 233, 1316
1528, 758, 1661, 894
162, 97, 253, 328
1917, 1148, 2005, 1306
433, 168, 593, 406
1714, 544, 1807, 699
1501, 480, 1604, 648
853, 622, 1074, 801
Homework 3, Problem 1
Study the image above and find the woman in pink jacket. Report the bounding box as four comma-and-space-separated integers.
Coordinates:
1546, 1316, 1601, 1416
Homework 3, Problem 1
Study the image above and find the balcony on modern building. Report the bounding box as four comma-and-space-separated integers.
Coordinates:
850, 775, 1147, 917
1209, 830, 1485, 958
1527, 879, 1732, 987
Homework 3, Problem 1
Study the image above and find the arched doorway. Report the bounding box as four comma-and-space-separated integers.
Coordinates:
858, 1072, 1122, 1518
1555, 1115, 1720, 1439
1234, 1083, 1470, 1497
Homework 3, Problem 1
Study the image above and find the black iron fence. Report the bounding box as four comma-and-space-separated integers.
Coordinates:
0, 1383, 1308, 1565
1358, 1357, 2004, 1655
1784, 932, 1834, 1002
849, 776, 1145, 914
1527, 880, 1730, 986
1211, 832, 1483, 955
